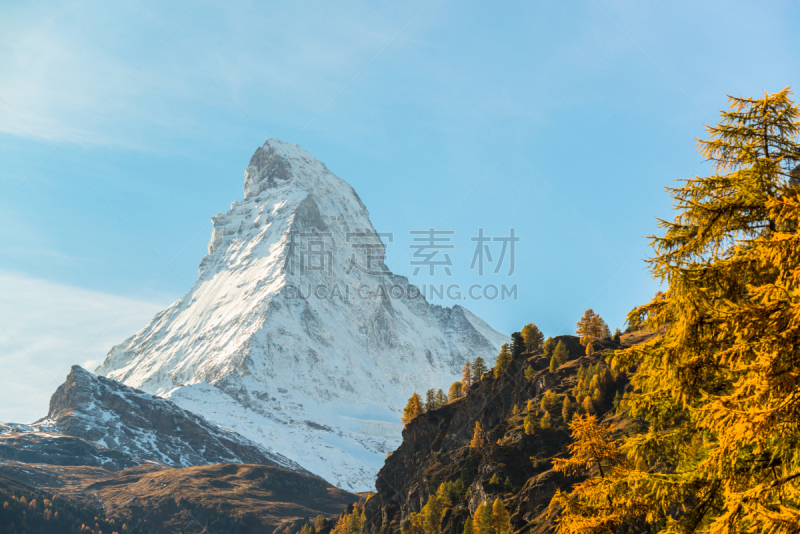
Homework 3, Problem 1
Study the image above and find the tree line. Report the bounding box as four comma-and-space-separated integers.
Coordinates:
391, 305, 618, 534
402, 309, 618, 427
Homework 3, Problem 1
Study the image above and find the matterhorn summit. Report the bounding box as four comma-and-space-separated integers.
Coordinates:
97, 139, 508, 490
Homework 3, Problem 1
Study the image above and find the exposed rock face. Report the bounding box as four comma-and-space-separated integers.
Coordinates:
0, 426, 149, 472
96, 139, 509, 490
363, 335, 632, 534
31, 366, 307, 474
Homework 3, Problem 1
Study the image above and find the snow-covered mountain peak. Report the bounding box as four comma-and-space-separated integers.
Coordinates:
244, 138, 336, 197
97, 139, 509, 490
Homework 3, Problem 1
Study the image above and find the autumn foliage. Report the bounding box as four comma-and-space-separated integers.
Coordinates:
551, 88, 800, 533
402, 393, 424, 425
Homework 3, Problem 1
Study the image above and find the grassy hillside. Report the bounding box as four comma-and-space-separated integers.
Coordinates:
0, 461, 358, 534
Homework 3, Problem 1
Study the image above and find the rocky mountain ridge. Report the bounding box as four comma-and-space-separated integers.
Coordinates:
0, 425, 154, 472
28, 365, 306, 474
0, 366, 358, 533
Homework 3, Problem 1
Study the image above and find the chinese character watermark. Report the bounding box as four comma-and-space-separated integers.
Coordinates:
345, 230, 392, 276
409, 228, 455, 276
281, 226, 520, 301
283, 228, 334, 276
470, 228, 518, 276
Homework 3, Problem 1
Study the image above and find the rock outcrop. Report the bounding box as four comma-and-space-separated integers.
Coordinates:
31, 365, 307, 474
364, 334, 641, 534
0, 426, 150, 472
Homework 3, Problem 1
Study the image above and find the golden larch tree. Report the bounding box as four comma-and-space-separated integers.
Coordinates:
521, 322, 545, 353
462, 361, 472, 389
491, 498, 511, 534
401, 393, 424, 425
551, 88, 800, 534
470, 421, 484, 450
576, 310, 606, 347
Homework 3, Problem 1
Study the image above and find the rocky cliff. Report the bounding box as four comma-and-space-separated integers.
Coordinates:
364, 333, 644, 534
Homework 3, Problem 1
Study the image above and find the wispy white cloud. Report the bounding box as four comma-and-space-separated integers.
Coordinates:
0, 4, 135, 144
0, 0, 399, 150
0, 270, 171, 422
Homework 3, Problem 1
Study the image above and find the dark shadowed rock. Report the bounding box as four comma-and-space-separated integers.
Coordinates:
363, 333, 647, 534
31, 365, 312, 475
0, 427, 151, 471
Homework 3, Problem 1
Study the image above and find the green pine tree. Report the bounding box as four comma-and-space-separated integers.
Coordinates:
613, 390, 622, 413
472, 357, 488, 381
494, 344, 512, 378
522, 414, 534, 435
540, 410, 551, 429
462, 517, 474, 534
478, 499, 493, 534
511, 332, 525, 358
581, 394, 593, 414
524, 418, 534, 435
425, 389, 436, 411
541, 390, 559, 411
448, 381, 463, 400
562, 396, 573, 422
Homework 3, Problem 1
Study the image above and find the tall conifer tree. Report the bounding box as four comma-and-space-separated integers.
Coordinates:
401, 393, 424, 425
470, 421, 484, 450
472, 357, 488, 381
425, 389, 436, 412
494, 344, 512, 378
462, 361, 473, 389
448, 381, 463, 400
478, 499, 494, 534
542, 337, 556, 358
491, 499, 511, 534
551, 88, 800, 534
521, 323, 544, 353
434, 389, 447, 408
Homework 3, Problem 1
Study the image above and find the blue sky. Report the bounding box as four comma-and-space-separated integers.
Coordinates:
1, 0, 798, 421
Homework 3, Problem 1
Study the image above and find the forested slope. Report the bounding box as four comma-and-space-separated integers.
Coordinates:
364, 331, 652, 534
